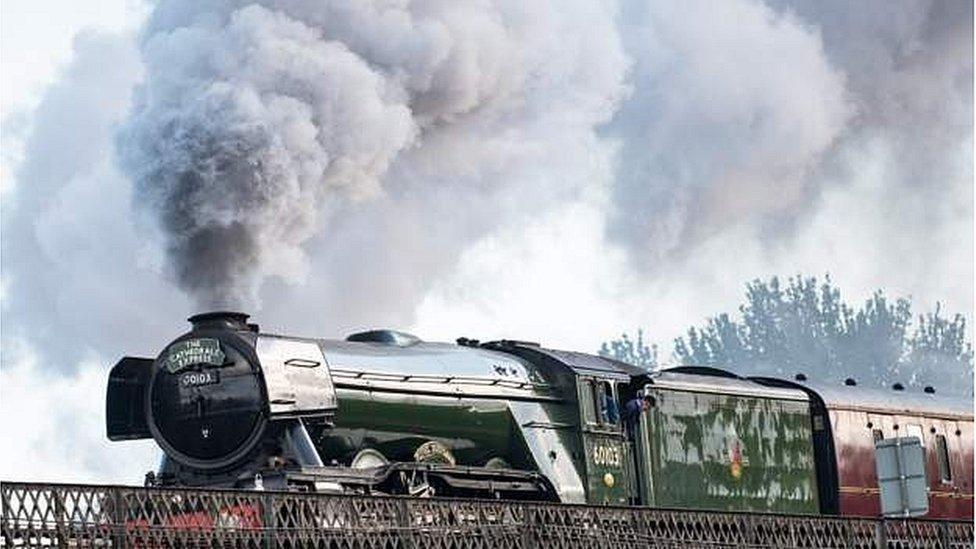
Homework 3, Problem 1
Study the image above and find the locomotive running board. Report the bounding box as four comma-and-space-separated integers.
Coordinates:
240, 463, 559, 501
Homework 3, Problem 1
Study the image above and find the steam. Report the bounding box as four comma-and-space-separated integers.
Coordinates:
413, 0, 972, 358
120, 5, 415, 306
605, 0, 852, 262
120, 1, 627, 308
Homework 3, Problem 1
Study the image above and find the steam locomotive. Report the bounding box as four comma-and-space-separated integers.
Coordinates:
107, 312, 973, 519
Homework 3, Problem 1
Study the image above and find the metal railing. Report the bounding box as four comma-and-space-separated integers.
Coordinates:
1, 481, 972, 548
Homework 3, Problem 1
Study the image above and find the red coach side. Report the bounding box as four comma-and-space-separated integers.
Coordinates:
805, 381, 972, 519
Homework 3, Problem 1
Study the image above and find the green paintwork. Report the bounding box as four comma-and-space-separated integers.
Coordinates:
308, 339, 819, 511
640, 387, 819, 514
312, 338, 590, 502
315, 385, 591, 503
319, 389, 525, 467
573, 376, 633, 505
581, 429, 631, 505
316, 341, 564, 464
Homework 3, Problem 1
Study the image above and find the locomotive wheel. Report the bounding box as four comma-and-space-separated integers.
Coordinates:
350, 448, 388, 469
413, 441, 456, 465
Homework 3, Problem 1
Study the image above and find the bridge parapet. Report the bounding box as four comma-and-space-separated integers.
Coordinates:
1, 481, 972, 548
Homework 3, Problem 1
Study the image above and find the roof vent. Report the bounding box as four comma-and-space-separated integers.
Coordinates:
892, 382, 904, 391
844, 377, 857, 386
346, 330, 421, 346
794, 373, 807, 382
923, 386, 936, 394
485, 339, 541, 348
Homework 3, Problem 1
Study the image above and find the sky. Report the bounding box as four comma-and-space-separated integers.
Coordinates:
0, 0, 971, 483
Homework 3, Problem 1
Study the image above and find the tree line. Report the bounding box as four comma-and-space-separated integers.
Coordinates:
599, 275, 973, 396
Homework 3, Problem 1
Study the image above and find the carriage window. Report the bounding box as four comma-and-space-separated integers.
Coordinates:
578, 380, 597, 425
936, 435, 953, 483
872, 429, 884, 442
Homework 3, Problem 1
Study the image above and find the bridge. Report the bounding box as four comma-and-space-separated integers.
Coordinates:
1, 481, 972, 548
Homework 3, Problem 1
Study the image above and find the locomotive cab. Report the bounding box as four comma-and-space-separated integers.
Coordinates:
574, 375, 636, 505
483, 343, 645, 505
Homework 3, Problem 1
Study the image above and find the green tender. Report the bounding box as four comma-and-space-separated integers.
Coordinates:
638, 387, 819, 514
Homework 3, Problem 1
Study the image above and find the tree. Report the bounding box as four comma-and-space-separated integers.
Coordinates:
904, 304, 974, 390
599, 329, 658, 369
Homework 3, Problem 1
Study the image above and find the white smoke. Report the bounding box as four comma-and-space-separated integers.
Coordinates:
1, 29, 172, 482
604, 0, 853, 263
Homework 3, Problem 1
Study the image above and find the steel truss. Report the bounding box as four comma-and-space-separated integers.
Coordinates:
1, 481, 972, 548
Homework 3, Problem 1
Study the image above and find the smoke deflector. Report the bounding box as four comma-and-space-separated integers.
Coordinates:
256, 336, 337, 417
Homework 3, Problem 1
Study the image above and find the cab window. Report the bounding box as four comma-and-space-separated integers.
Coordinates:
595, 380, 620, 428
578, 379, 597, 424
579, 378, 621, 430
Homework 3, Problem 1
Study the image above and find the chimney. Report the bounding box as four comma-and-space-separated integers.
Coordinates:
188, 311, 251, 332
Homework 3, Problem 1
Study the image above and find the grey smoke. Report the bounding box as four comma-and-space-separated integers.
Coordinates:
117, 0, 973, 316
120, 5, 417, 307
120, 1, 627, 309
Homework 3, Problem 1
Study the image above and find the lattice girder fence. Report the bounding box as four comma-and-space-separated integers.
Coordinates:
1, 482, 971, 548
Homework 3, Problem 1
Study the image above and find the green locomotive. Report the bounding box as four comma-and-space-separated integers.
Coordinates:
107, 312, 820, 514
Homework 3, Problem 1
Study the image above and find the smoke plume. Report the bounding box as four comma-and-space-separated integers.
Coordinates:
120, 5, 412, 307
120, 1, 627, 308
